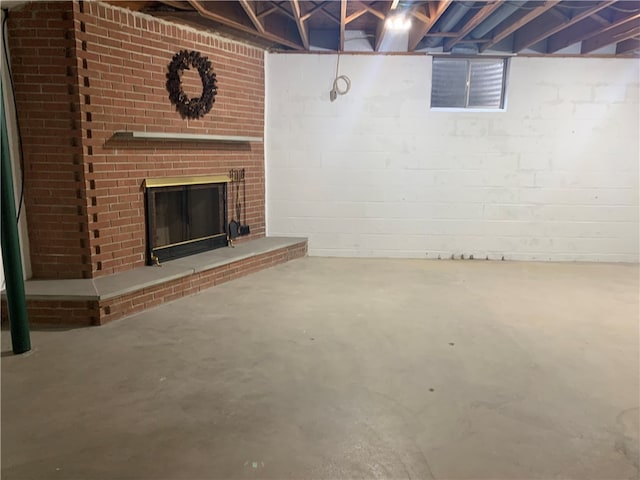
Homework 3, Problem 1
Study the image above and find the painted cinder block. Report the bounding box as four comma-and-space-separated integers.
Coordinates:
266, 55, 639, 262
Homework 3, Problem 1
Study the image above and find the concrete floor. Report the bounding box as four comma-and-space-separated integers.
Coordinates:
2, 257, 639, 479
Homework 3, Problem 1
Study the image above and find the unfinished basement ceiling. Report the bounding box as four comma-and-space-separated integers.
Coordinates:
113, 0, 640, 56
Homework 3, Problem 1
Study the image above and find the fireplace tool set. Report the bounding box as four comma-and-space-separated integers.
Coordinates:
228, 168, 250, 245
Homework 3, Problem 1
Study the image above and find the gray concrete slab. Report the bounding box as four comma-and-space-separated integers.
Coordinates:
1, 258, 638, 479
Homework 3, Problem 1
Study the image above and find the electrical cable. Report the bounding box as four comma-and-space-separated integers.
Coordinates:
1, 8, 25, 223
329, 53, 351, 102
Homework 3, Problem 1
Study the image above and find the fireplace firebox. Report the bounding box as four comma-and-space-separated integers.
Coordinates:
144, 176, 228, 264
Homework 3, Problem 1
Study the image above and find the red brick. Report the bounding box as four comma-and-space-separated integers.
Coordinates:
10, 1, 266, 280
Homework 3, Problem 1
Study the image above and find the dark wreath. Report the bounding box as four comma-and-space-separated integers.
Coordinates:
166, 50, 218, 119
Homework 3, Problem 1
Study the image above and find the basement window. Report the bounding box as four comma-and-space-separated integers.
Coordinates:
430, 57, 508, 110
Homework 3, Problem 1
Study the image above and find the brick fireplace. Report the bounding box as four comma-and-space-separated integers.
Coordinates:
2, 1, 306, 325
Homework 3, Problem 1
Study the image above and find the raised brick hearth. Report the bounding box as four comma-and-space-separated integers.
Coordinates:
3, 1, 283, 325
2, 238, 307, 326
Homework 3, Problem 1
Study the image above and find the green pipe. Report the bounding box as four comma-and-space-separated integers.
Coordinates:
1, 80, 30, 354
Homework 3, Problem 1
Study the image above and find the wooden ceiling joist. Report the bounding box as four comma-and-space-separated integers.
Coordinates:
271, 2, 297, 21
238, 0, 265, 33
159, 0, 191, 10
290, 0, 310, 49
317, 6, 341, 24
345, 8, 368, 24
139, 0, 639, 57
408, 0, 453, 51
410, 6, 431, 26
257, 6, 278, 19
300, 1, 328, 22
340, 0, 347, 51
480, 0, 561, 53
187, 0, 304, 49
443, 1, 503, 52
351, 0, 385, 21
513, 0, 617, 53
616, 37, 640, 55
581, 18, 640, 53
547, 10, 640, 53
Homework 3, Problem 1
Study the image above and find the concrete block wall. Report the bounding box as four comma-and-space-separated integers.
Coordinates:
266, 54, 639, 262
8, 1, 266, 279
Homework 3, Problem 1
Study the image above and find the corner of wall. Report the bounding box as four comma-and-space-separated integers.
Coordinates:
1, 8, 32, 281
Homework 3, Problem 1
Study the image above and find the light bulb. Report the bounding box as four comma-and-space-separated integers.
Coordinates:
386, 15, 412, 31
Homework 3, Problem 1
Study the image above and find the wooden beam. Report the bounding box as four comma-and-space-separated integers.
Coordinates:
271, 1, 297, 21
317, 6, 341, 24
238, 0, 265, 33
547, 10, 640, 53
257, 6, 278, 18
616, 37, 640, 55
158, 0, 192, 10
300, 2, 328, 22
546, 18, 603, 52
290, 0, 310, 49
548, 6, 568, 22
513, 0, 616, 53
340, 0, 347, 51
410, 6, 430, 25
345, 8, 367, 24
443, 1, 502, 51
480, 0, 560, 52
351, 0, 385, 20
187, 0, 304, 49
408, 0, 453, 51
581, 19, 640, 53
590, 12, 612, 27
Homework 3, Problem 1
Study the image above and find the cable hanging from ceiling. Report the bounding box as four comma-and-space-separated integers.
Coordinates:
329, 52, 351, 102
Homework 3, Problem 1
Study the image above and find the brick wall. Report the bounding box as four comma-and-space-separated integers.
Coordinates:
7, 2, 92, 279
8, 1, 266, 279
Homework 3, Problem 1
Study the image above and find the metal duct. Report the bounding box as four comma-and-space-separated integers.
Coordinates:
469, 0, 527, 39
422, 1, 475, 48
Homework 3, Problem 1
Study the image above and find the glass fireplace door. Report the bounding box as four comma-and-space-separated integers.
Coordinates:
145, 182, 227, 264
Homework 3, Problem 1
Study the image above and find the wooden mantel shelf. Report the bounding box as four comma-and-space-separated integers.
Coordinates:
112, 131, 263, 143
